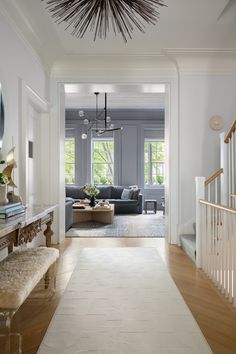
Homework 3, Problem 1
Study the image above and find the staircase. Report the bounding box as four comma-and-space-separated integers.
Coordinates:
181, 118, 236, 306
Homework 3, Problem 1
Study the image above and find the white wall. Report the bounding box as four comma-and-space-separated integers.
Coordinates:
0, 11, 49, 259
179, 73, 236, 234
0, 11, 49, 185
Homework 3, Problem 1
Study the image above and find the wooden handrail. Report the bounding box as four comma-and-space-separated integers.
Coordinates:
224, 119, 236, 144
205, 168, 224, 187
199, 199, 236, 214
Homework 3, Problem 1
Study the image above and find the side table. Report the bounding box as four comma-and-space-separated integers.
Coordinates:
144, 200, 157, 214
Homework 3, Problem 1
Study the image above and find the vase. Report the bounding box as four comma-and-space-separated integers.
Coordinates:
89, 196, 96, 207
0, 184, 8, 205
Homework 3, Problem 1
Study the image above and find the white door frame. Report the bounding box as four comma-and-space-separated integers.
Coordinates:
19, 79, 49, 206
50, 75, 179, 245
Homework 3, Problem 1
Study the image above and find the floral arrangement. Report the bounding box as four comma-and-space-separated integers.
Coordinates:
83, 184, 99, 197
0, 160, 9, 185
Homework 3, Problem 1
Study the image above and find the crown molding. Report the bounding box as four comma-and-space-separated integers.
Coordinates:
164, 48, 236, 74
164, 48, 236, 55
51, 54, 178, 79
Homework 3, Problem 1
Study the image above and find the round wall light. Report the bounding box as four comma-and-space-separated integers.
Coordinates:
209, 115, 226, 131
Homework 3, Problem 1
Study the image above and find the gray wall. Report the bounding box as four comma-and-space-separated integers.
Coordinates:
65, 109, 165, 209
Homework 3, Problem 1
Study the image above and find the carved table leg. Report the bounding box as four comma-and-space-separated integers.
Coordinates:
8, 243, 13, 254
44, 221, 53, 247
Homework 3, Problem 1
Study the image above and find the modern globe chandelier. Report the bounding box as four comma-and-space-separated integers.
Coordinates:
80, 92, 123, 140
42, 0, 166, 42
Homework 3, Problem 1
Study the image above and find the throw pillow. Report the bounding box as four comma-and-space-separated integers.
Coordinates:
131, 188, 140, 200
121, 188, 133, 200
129, 185, 138, 189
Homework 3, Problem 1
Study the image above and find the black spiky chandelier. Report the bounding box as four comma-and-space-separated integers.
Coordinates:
42, 0, 166, 42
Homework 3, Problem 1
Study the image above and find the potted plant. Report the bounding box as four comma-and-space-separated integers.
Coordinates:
0, 160, 9, 204
83, 184, 99, 207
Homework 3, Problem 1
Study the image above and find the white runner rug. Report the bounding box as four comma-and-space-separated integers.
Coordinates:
38, 248, 212, 354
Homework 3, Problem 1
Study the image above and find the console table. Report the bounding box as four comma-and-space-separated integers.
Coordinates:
0, 205, 56, 254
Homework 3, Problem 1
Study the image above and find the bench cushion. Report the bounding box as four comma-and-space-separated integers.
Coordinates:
0, 247, 59, 310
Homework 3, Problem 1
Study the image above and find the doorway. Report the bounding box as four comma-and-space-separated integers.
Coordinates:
61, 84, 170, 240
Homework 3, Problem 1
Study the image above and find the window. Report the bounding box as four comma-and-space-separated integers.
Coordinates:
92, 138, 114, 185
65, 138, 75, 184
144, 140, 165, 186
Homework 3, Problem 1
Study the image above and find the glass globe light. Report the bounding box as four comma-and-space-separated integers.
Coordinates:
79, 110, 85, 117
81, 133, 87, 140
83, 118, 89, 125
106, 116, 111, 123
110, 124, 114, 129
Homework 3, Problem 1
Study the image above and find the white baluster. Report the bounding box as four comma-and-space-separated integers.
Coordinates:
229, 140, 232, 207
232, 134, 235, 197
201, 204, 207, 271
208, 185, 211, 202
215, 178, 218, 204
233, 215, 236, 306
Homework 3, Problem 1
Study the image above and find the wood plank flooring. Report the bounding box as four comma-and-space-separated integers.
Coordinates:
11, 238, 236, 354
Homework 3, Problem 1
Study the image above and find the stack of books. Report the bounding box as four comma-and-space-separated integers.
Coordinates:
0, 202, 26, 219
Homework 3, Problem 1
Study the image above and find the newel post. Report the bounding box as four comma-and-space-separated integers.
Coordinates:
195, 177, 206, 268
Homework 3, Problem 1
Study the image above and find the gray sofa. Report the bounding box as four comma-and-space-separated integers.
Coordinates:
65, 197, 73, 232
66, 185, 143, 217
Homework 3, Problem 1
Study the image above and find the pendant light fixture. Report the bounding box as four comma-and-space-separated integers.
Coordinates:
42, 0, 167, 42
80, 92, 123, 140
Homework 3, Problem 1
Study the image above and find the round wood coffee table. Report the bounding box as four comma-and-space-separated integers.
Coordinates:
72, 204, 114, 224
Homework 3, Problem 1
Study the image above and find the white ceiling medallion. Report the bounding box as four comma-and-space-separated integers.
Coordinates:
209, 115, 226, 131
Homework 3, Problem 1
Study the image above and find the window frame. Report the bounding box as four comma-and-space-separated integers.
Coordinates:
91, 137, 114, 186
144, 139, 165, 189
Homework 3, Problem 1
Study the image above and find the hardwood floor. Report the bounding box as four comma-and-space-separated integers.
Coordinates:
11, 238, 236, 354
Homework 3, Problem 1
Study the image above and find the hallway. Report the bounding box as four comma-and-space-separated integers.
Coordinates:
11, 238, 236, 354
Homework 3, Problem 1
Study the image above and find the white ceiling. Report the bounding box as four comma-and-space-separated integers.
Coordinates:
2, 0, 236, 67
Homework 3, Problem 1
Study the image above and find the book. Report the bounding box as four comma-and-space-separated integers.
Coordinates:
0, 207, 26, 219
73, 205, 85, 209
0, 202, 22, 212
0, 204, 24, 214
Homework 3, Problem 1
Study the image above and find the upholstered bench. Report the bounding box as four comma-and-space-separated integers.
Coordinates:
0, 247, 59, 353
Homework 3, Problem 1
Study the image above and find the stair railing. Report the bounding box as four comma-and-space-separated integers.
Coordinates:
199, 200, 236, 307
205, 168, 224, 204
224, 119, 236, 207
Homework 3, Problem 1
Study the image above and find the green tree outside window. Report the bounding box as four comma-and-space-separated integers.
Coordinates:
65, 138, 75, 184
92, 139, 114, 185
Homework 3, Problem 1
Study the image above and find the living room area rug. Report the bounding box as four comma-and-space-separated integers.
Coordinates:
38, 248, 212, 354
66, 212, 165, 238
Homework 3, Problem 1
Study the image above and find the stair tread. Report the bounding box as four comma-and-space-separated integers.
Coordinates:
179, 234, 196, 263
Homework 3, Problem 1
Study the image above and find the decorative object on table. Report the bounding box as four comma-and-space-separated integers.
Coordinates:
0, 159, 9, 204
81, 92, 123, 140
83, 184, 99, 207
0, 82, 5, 149
42, 0, 167, 42
0, 145, 22, 206
98, 199, 110, 207
7, 191, 22, 204
0, 202, 26, 219
209, 115, 226, 131
72, 202, 85, 210
78, 199, 90, 206
2, 146, 18, 189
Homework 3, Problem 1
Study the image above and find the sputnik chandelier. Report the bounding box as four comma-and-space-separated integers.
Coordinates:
80, 92, 123, 140
42, 0, 166, 42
